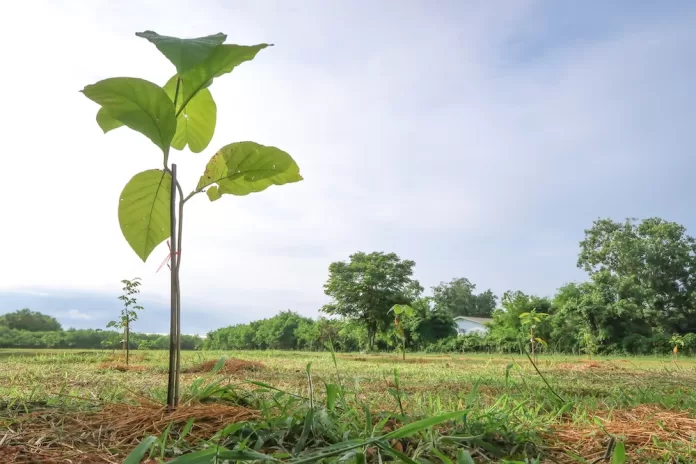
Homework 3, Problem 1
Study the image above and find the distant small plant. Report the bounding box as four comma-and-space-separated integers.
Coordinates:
580, 329, 599, 360
107, 277, 144, 365
670, 334, 684, 359
388, 304, 415, 360
519, 310, 548, 361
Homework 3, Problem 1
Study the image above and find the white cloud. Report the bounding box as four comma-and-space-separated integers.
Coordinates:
66, 309, 93, 321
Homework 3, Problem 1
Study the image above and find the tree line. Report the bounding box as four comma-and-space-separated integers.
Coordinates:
0, 309, 203, 350
207, 217, 696, 356
5, 217, 696, 356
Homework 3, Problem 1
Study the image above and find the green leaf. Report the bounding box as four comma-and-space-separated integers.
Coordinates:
390, 304, 404, 315
382, 410, 465, 440
456, 449, 476, 464
611, 441, 626, 464
135, 31, 227, 74
96, 108, 124, 133
166, 447, 227, 463
163, 76, 216, 153
82, 78, 176, 156
123, 435, 158, 464
177, 44, 270, 113
197, 141, 302, 200
118, 169, 171, 262
216, 450, 278, 462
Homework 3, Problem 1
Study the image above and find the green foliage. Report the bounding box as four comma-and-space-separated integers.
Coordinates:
163, 76, 216, 153
118, 170, 172, 262
578, 217, 696, 334
197, 142, 303, 200
321, 251, 422, 351
0, 326, 202, 350
82, 77, 177, 155
82, 31, 298, 267
0, 309, 62, 332
432, 277, 497, 317
173, 43, 269, 113
135, 31, 227, 74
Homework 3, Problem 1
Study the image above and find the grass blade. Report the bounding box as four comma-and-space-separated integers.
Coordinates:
123, 435, 157, 464
383, 410, 466, 440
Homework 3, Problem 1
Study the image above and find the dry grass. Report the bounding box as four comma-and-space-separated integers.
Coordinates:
3, 401, 258, 463
96, 363, 148, 372
182, 358, 264, 374
551, 404, 696, 461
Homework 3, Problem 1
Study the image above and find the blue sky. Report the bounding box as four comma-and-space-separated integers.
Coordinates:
1, 0, 695, 333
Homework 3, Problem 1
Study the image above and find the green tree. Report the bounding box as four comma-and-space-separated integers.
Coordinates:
0, 309, 62, 332
487, 291, 553, 354
407, 297, 457, 349
107, 278, 144, 365
578, 217, 696, 334
321, 252, 422, 351
431, 277, 497, 317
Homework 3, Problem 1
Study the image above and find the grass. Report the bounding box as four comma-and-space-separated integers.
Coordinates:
2, 349, 696, 463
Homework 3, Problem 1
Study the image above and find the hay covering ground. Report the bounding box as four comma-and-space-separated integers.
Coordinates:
182, 358, 264, 374
2, 401, 258, 463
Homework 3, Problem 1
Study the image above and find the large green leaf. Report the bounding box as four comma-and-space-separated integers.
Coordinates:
163, 76, 216, 153
136, 31, 227, 74
177, 44, 269, 114
197, 141, 302, 201
118, 169, 171, 262
82, 78, 177, 155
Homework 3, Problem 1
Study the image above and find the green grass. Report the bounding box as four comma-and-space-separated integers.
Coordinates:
2, 349, 696, 463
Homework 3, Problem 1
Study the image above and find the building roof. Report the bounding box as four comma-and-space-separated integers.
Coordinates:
453, 316, 493, 325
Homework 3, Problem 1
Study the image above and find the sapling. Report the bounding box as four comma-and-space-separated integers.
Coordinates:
519, 310, 548, 362
670, 334, 684, 359
388, 304, 415, 360
107, 277, 144, 365
81, 31, 302, 407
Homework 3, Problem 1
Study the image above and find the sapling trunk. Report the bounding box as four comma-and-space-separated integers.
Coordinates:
125, 321, 130, 365
174, 184, 184, 404
167, 164, 179, 408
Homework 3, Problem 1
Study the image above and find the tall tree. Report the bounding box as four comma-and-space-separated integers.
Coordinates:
578, 217, 696, 333
431, 277, 497, 317
0, 309, 62, 332
321, 251, 422, 351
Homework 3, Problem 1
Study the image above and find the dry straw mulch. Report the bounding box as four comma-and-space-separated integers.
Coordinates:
183, 358, 264, 375
2, 401, 258, 463
96, 362, 148, 372
550, 404, 696, 462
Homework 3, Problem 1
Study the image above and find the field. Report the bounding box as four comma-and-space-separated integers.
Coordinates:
2, 350, 696, 463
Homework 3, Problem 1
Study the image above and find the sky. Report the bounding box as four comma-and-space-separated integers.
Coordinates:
1, 0, 695, 333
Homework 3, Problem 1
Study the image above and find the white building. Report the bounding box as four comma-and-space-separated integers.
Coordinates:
453, 316, 493, 335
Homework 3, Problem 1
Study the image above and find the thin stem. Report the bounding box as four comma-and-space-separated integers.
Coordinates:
174, 177, 184, 404
166, 164, 178, 409
182, 190, 199, 204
